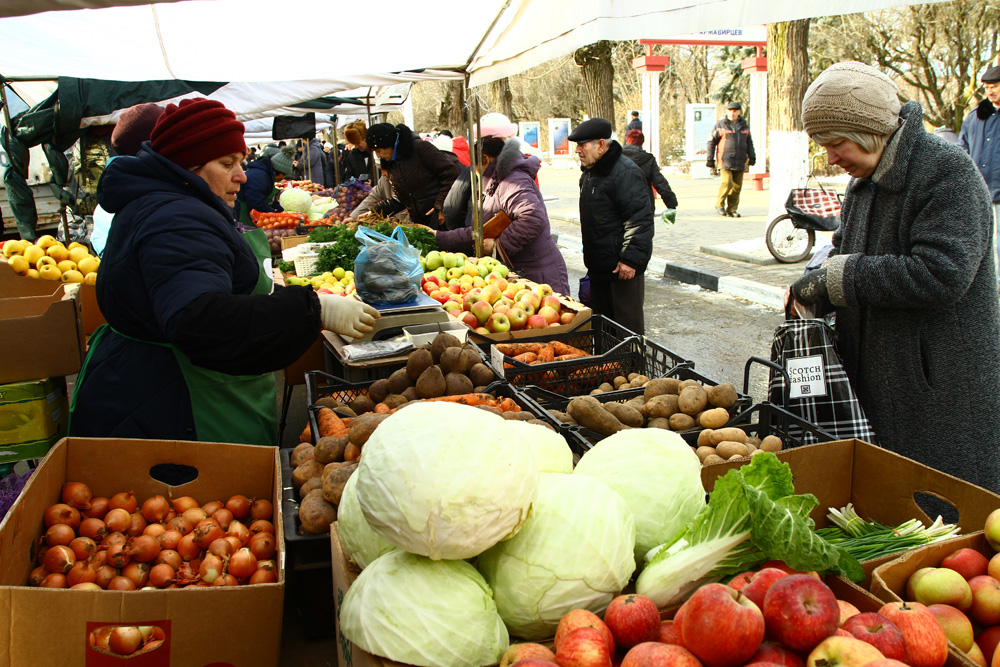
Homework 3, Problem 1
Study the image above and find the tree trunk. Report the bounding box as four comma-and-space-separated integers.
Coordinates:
440, 80, 467, 136
491, 78, 514, 119
574, 41, 616, 123
766, 20, 812, 221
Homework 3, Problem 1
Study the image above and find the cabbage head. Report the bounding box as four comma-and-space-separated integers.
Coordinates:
504, 420, 573, 473
340, 550, 509, 667
278, 187, 313, 212
337, 470, 398, 569
356, 402, 539, 560
573, 428, 706, 562
476, 473, 635, 640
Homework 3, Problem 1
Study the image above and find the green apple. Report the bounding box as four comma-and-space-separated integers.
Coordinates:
477, 263, 491, 278
433, 267, 448, 281
494, 263, 509, 279
442, 252, 458, 269
333, 267, 346, 279
447, 267, 465, 280
424, 250, 443, 271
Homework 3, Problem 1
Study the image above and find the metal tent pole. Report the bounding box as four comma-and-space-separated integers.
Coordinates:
465, 78, 483, 258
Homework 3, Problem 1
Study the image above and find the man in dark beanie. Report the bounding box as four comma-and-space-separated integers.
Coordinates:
71, 97, 378, 450
622, 128, 678, 215
960, 65, 1000, 282
570, 117, 653, 335
367, 122, 460, 228
706, 101, 755, 217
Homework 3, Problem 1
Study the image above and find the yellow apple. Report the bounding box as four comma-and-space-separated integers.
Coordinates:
23, 244, 45, 266
57, 259, 78, 274
61, 270, 85, 283
38, 265, 62, 281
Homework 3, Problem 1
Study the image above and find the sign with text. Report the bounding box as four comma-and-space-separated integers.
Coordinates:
644, 25, 767, 46
519, 121, 540, 149
548, 118, 571, 157
685, 104, 716, 160
786, 355, 828, 399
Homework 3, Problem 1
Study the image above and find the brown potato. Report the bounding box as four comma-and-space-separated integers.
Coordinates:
590, 388, 605, 395
643, 394, 679, 419
344, 443, 362, 462
291, 459, 324, 489
760, 435, 783, 452
603, 402, 644, 428
643, 378, 674, 401
299, 476, 323, 497
703, 454, 727, 465
322, 462, 358, 505
647, 417, 670, 430
678, 385, 708, 415
598, 382, 614, 393
349, 413, 390, 446
668, 413, 696, 431
290, 442, 315, 467
747, 436, 762, 447
750, 449, 769, 458
299, 495, 337, 534
678, 379, 702, 391
695, 446, 717, 462
548, 410, 576, 425
745, 442, 758, 455
708, 382, 739, 409
313, 435, 349, 464
632, 375, 650, 387
709, 427, 749, 446
698, 407, 730, 429
322, 460, 354, 483
567, 397, 627, 436
716, 441, 749, 459
613, 376, 628, 389
697, 429, 715, 447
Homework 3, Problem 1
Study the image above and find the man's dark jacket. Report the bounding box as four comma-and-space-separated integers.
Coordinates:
622, 143, 678, 210
707, 116, 756, 171
578, 141, 654, 281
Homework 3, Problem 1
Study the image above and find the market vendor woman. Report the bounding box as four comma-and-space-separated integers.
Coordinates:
70, 98, 379, 446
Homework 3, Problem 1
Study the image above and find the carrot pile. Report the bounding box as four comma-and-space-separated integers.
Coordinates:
252, 211, 305, 229
496, 341, 591, 367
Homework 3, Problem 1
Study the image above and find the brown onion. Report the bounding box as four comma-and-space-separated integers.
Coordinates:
250, 499, 273, 521
40, 573, 67, 588
28, 565, 48, 586
225, 495, 251, 519
108, 491, 137, 513
143, 523, 167, 539
94, 565, 117, 589
181, 507, 207, 524
195, 517, 220, 531
108, 626, 142, 655
128, 534, 161, 563
148, 563, 174, 588
101, 531, 127, 549
69, 536, 98, 561
223, 535, 243, 553
175, 560, 200, 584
82, 496, 110, 519
171, 495, 199, 514
91, 627, 112, 650
199, 554, 224, 583
249, 532, 276, 561
248, 519, 274, 536
256, 559, 276, 572
92, 550, 109, 567
66, 561, 97, 586
226, 520, 250, 546
210, 508, 233, 530
107, 576, 136, 591
158, 529, 183, 551
227, 548, 257, 579
141, 495, 170, 523
121, 562, 150, 588
44, 503, 81, 529
106, 542, 131, 569
167, 516, 193, 535
212, 573, 239, 587
125, 511, 147, 537
44, 523, 76, 547
154, 549, 182, 570
139, 638, 164, 653
104, 508, 131, 533
61, 482, 92, 510
43, 545, 76, 573
176, 533, 201, 561
70, 582, 102, 590
192, 523, 223, 549
249, 568, 277, 585
201, 500, 224, 516
208, 538, 234, 559
79, 517, 108, 542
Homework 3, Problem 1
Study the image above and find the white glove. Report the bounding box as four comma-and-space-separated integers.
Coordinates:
318, 294, 380, 339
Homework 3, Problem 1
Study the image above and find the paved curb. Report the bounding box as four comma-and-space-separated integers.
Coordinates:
550, 219, 785, 310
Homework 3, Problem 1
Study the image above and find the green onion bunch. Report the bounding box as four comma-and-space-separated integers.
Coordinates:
814, 503, 960, 562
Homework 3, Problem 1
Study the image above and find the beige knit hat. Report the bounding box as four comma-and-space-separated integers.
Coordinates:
802, 62, 900, 137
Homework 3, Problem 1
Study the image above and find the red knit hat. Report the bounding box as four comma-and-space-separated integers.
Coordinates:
150, 98, 246, 168
111, 103, 164, 156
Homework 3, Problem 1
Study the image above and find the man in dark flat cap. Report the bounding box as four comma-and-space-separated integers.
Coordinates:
960, 65, 1000, 282
570, 117, 653, 335
706, 101, 756, 217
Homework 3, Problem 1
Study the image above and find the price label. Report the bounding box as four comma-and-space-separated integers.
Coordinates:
785, 355, 827, 399
490, 345, 507, 377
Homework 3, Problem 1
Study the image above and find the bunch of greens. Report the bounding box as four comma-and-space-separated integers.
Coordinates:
310, 223, 438, 273
635, 452, 864, 608
815, 504, 960, 562
275, 260, 295, 275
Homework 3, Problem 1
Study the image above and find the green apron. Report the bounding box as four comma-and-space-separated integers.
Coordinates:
237, 185, 280, 226
71, 228, 278, 446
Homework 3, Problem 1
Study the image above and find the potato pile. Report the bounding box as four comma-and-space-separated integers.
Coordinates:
693, 427, 783, 465
289, 440, 360, 535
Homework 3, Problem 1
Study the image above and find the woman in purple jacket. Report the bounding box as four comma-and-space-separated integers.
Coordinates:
435, 137, 570, 294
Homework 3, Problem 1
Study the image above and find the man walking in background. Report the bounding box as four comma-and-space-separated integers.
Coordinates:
960, 65, 1000, 282
707, 101, 755, 217
627, 110, 642, 132
571, 118, 653, 335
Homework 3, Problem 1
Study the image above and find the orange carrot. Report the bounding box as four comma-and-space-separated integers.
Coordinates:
554, 353, 586, 362
496, 397, 520, 412
496, 342, 545, 356
513, 352, 538, 364
535, 345, 555, 364
551, 341, 590, 357
316, 407, 348, 438
299, 422, 311, 443
421, 394, 496, 406
373, 403, 391, 414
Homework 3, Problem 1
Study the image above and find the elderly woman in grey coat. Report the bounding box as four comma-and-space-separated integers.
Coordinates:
789, 61, 1000, 494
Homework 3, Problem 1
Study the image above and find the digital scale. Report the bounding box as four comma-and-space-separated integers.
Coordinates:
338, 292, 452, 344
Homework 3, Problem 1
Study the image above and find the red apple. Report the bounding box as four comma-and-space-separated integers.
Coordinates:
555, 609, 615, 655
538, 305, 560, 324
487, 313, 511, 333
744, 663, 788, 667
927, 603, 974, 652
541, 295, 562, 311
911, 567, 973, 611
877, 601, 948, 667
989, 553, 1000, 582
969, 641, 988, 667
523, 292, 542, 310
679, 583, 764, 667
839, 600, 862, 626
741, 568, 788, 611
471, 300, 494, 325
482, 284, 503, 304
763, 575, 840, 652
556, 626, 613, 667
970, 575, 1000, 626
840, 613, 907, 661
501, 643, 557, 667
906, 567, 935, 601
604, 594, 661, 651
978, 626, 1000, 665
728, 572, 755, 591
658, 621, 680, 645
316, 288, 333, 295
460, 311, 479, 328
620, 643, 703, 667
671, 605, 687, 649
859, 660, 909, 667
512, 661, 560, 667
515, 300, 536, 316
493, 304, 511, 316
527, 314, 549, 329
462, 290, 482, 311
835, 629, 854, 637
560, 312, 576, 325
760, 560, 820, 578
475, 326, 490, 335
805, 636, 885, 667
507, 307, 528, 330
747, 641, 806, 667
535, 283, 554, 298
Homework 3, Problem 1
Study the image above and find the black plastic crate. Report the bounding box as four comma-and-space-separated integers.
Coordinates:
482, 315, 689, 398
688, 401, 839, 451
518, 365, 753, 452
279, 447, 336, 556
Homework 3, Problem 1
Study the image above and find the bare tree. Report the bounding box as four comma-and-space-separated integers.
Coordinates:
574, 41, 616, 122
490, 78, 514, 119
441, 80, 468, 136
767, 20, 811, 133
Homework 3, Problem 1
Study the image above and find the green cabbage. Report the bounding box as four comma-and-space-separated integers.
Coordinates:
505, 420, 573, 473
337, 471, 398, 569
477, 473, 636, 640
355, 402, 539, 560
340, 550, 509, 667
278, 187, 313, 212
573, 428, 706, 562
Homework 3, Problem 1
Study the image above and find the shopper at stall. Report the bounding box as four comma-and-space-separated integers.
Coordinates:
234, 146, 296, 225
69, 98, 379, 447
340, 121, 373, 183
366, 122, 460, 228
789, 61, 1000, 493
622, 129, 678, 213
430, 136, 569, 293
294, 137, 326, 185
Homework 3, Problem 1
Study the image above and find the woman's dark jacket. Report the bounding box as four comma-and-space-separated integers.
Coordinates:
823, 100, 1000, 493
622, 143, 678, 210
383, 125, 460, 223
437, 139, 569, 294
340, 147, 373, 184
70, 145, 321, 441
578, 141, 654, 281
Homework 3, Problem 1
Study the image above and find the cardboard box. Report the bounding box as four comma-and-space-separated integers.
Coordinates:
0, 437, 285, 667
0, 376, 67, 462
281, 235, 310, 251
0, 263, 85, 385
78, 282, 107, 337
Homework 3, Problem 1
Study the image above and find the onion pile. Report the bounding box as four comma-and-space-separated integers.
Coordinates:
28, 482, 279, 589
89, 625, 165, 657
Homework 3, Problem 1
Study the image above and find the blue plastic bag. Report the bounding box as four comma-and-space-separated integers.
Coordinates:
353, 225, 423, 305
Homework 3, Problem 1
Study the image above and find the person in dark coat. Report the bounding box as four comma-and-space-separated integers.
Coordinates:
960, 65, 1000, 283
790, 62, 1000, 494
622, 129, 677, 212
367, 122, 460, 228
707, 101, 755, 217
571, 118, 653, 335
69, 98, 378, 446
434, 137, 569, 294
234, 147, 296, 225
340, 121, 373, 183
626, 111, 642, 132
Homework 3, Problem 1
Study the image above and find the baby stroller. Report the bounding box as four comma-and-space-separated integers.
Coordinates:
765, 176, 843, 263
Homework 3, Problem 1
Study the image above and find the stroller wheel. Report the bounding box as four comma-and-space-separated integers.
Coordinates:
766, 214, 815, 263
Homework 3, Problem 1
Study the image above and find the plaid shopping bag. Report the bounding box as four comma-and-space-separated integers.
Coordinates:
786, 188, 842, 231
767, 318, 876, 444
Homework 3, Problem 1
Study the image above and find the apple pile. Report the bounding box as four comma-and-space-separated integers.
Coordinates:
284, 267, 357, 296
499, 564, 949, 667
423, 274, 573, 335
